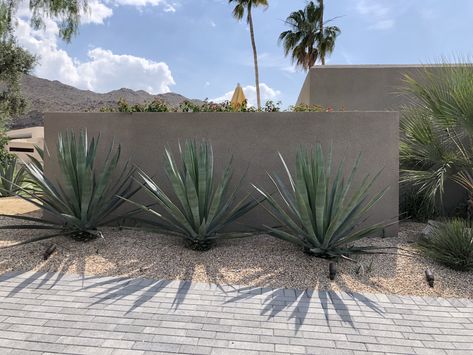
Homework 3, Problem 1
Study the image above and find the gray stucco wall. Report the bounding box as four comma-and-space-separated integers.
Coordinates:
44, 112, 399, 236
296, 64, 449, 111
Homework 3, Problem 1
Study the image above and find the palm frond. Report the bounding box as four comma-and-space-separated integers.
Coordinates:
400, 61, 473, 209
279, 1, 340, 70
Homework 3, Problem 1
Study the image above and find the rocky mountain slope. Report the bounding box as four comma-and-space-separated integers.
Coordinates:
10, 75, 200, 129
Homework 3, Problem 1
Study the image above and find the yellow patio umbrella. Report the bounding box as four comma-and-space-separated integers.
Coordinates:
230, 83, 246, 111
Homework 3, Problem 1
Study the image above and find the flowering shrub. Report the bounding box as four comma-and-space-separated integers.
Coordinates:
290, 103, 335, 112
179, 100, 234, 112
100, 98, 170, 112
100, 98, 283, 113
100, 98, 338, 113
264, 100, 281, 112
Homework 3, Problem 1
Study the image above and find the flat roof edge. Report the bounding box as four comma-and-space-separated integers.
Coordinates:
309, 64, 472, 69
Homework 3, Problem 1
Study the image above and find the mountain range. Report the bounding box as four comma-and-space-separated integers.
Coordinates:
9, 75, 200, 129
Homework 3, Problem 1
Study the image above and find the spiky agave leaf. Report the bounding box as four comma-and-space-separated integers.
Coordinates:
0, 155, 27, 197
0, 130, 137, 246
254, 144, 388, 259
121, 140, 259, 250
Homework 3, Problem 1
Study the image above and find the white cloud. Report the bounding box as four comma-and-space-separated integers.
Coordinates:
211, 83, 281, 107
356, 0, 395, 30
248, 52, 298, 74
14, 11, 175, 94
111, 0, 177, 11
79, 48, 175, 93
372, 19, 394, 30
163, 3, 177, 12
82, 0, 113, 24
356, 0, 389, 17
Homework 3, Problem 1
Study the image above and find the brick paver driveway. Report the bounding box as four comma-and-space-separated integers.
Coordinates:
0, 271, 472, 354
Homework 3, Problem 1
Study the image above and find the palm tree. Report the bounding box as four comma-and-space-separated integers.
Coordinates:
229, 0, 268, 110
279, 0, 340, 70
400, 63, 473, 215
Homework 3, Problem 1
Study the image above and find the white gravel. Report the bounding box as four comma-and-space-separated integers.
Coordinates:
0, 198, 472, 298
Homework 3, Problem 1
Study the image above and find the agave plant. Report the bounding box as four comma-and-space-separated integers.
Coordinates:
122, 140, 258, 250
254, 144, 388, 259
418, 219, 473, 271
0, 155, 27, 197
0, 130, 137, 247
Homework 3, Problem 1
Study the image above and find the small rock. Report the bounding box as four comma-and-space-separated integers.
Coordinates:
419, 220, 439, 240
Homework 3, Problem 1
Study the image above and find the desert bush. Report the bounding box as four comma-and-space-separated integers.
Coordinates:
0, 133, 10, 163
180, 100, 235, 112
101, 98, 283, 113
0, 155, 27, 197
418, 219, 473, 271
0, 130, 137, 246
290, 103, 334, 112
264, 100, 281, 112
122, 140, 258, 250
400, 186, 439, 222
254, 144, 387, 259
400, 62, 473, 215
100, 98, 170, 112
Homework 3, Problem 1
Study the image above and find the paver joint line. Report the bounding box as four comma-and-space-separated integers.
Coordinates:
0, 271, 471, 354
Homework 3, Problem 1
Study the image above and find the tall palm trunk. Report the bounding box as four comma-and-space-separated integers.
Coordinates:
319, 0, 325, 65
247, 7, 261, 110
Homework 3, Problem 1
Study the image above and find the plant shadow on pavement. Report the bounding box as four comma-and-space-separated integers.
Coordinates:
222, 283, 384, 332
0, 218, 407, 332
0, 267, 385, 334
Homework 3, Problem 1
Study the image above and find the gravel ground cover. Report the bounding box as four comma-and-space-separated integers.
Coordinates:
1, 197, 472, 298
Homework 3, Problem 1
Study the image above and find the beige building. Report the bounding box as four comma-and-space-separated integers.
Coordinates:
6, 127, 44, 163
296, 64, 450, 110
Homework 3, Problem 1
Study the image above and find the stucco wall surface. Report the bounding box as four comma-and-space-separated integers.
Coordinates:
44, 112, 399, 236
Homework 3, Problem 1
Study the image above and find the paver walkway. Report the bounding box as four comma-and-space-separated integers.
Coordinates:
0, 271, 472, 355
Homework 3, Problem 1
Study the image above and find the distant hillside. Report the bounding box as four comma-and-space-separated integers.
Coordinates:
9, 75, 201, 129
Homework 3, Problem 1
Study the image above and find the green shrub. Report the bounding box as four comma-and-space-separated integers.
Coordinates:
100, 98, 170, 112
100, 98, 282, 113
290, 103, 334, 112
263, 100, 281, 112
0, 130, 137, 246
0, 155, 27, 197
400, 185, 439, 222
418, 219, 473, 271
180, 100, 235, 112
122, 140, 258, 250
400, 63, 473, 213
0, 132, 10, 163
254, 144, 387, 259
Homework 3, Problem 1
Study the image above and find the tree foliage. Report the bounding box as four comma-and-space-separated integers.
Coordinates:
0, 39, 35, 159
0, 0, 87, 42
0, 0, 84, 157
279, 0, 340, 70
0, 40, 36, 124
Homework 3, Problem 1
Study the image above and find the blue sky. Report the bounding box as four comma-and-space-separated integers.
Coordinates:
15, 0, 473, 107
